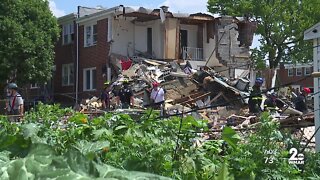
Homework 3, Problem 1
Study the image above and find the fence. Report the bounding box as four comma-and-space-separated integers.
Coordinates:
182, 47, 204, 61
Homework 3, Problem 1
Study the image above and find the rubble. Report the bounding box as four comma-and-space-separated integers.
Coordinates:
80, 55, 315, 137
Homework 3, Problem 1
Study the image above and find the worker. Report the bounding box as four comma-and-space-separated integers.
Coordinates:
101, 81, 112, 110
248, 77, 263, 114
150, 81, 165, 108
5, 83, 24, 121
116, 79, 134, 109
294, 87, 311, 114
264, 92, 285, 113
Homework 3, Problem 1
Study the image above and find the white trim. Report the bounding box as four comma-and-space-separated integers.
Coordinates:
62, 63, 74, 86
296, 67, 302, 76
288, 68, 294, 77
77, 6, 119, 24
313, 37, 320, 152
84, 23, 97, 47
107, 17, 113, 42
283, 63, 313, 69
30, 83, 39, 89
62, 23, 74, 45
58, 13, 77, 24
304, 21, 320, 40
305, 66, 312, 76
83, 67, 97, 91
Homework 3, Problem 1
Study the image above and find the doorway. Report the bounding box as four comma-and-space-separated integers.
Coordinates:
180, 30, 188, 58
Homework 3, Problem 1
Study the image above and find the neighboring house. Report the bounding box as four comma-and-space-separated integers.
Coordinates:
53, 13, 77, 104
277, 62, 314, 93
51, 5, 256, 104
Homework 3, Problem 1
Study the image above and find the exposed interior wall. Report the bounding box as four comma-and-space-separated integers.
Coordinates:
180, 24, 198, 48
165, 18, 178, 59
110, 17, 164, 59
111, 17, 135, 57
203, 22, 220, 67
134, 20, 163, 59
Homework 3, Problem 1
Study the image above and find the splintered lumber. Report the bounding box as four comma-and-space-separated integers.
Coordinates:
181, 92, 212, 105
173, 91, 206, 104
208, 91, 224, 104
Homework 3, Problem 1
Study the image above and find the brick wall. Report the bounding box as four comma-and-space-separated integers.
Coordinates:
78, 18, 110, 100
53, 24, 76, 104
277, 66, 313, 90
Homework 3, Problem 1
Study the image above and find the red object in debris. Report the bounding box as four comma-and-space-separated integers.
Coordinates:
303, 87, 311, 94
120, 58, 132, 71
152, 81, 159, 87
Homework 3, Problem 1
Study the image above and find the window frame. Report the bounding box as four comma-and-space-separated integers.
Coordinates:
288, 68, 294, 77
296, 67, 302, 76
30, 83, 39, 89
84, 24, 97, 47
83, 67, 97, 91
62, 23, 74, 45
305, 67, 312, 76
62, 63, 74, 86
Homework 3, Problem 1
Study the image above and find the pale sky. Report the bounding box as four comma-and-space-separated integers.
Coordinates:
49, 0, 260, 48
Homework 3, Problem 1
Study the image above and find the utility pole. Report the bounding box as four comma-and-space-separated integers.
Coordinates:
313, 39, 320, 152
304, 25, 320, 152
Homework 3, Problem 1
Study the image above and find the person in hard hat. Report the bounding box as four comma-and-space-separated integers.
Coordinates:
294, 87, 311, 113
101, 81, 112, 110
5, 83, 24, 119
248, 78, 263, 113
116, 79, 134, 109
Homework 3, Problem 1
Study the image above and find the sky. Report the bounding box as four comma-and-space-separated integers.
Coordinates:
49, 0, 260, 48
49, 0, 208, 17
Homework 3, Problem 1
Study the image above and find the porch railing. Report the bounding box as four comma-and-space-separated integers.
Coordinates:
182, 47, 204, 61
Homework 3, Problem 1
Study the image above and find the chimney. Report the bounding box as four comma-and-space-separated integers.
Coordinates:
160, 6, 169, 13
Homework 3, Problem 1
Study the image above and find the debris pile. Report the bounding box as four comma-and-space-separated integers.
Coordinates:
81, 56, 314, 133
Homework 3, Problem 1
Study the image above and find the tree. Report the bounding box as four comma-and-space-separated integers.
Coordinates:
207, 0, 320, 69
0, 0, 59, 87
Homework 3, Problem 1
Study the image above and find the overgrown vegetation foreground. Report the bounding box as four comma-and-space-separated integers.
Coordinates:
0, 104, 319, 179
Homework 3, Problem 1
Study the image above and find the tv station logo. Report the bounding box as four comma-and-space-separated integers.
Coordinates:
288, 148, 304, 165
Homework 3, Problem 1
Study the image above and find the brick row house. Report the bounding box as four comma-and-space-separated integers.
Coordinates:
49, 5, 256, 105
277, 63, 314, 93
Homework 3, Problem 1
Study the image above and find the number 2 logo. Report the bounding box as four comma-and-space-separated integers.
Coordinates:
289, 148, 304, 161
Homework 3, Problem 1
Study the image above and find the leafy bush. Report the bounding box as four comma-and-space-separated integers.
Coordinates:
0, 104, 320, 179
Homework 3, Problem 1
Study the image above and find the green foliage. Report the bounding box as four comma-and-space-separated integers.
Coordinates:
226, 112, 301, 179
0, 143, 171, 179
0, 104, 320, 179
207, 0, 320, 68
0, 0, 59, 85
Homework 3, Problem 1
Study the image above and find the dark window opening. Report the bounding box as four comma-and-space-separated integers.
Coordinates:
147, 28, 152, 55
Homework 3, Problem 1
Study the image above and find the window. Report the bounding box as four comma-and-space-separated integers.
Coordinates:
85, 24, 97, 47
83, 68, 96, 91
288, 68, 294, 76
62, 63, 74, 86
305, 67, 312, 75
30, 83, 39, 89
62, 23, 74, 45
296, 68, 302, 76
